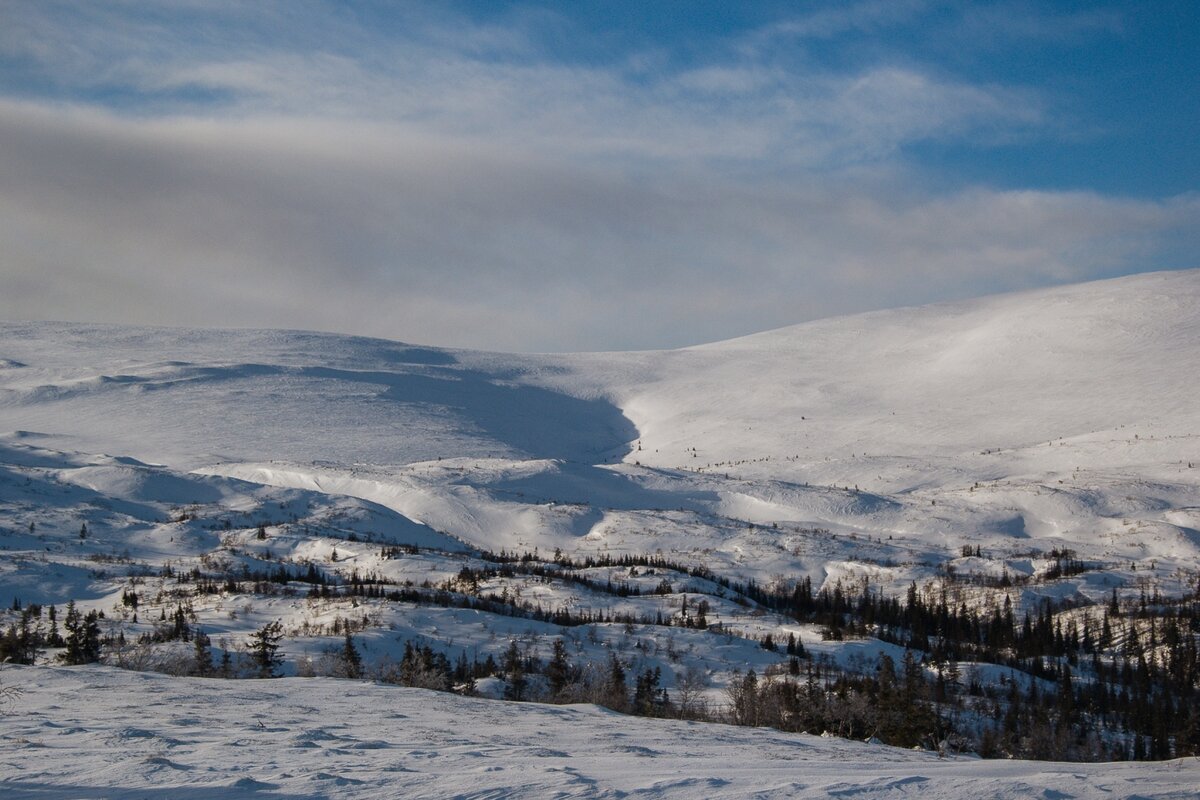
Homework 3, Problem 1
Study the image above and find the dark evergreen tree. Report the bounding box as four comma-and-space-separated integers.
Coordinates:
633, 667, 668, 716
502, 640, 527, 701
192, 630, 213, 676
62, 601, 101, 665
0, 609, 39, 664
341, 632, 363, 679
247, 620, 283, 678
545, 638, 571, 699
603, 653, 628, 712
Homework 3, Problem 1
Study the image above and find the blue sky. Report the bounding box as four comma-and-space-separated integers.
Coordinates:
0, 1, 1196, 350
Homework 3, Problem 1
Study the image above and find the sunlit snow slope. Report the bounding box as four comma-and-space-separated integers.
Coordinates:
607, 268, 1200, 485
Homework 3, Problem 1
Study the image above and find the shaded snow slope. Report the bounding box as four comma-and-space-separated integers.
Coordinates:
4, 665, 1198, 799
0, 326, 636, 469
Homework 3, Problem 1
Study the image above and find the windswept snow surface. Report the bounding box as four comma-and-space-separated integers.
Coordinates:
4, 665, 1198, 799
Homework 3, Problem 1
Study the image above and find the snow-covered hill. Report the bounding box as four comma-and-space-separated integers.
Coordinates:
3, 269, 1198, 584
616, 268, 1200, 480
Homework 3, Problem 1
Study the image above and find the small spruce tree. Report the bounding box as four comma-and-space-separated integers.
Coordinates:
341, 632, 363, 679
192, 630, 213, 676
247, 621, 284, 678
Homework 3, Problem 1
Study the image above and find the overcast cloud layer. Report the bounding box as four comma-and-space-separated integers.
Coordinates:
1, 1, 1196, 351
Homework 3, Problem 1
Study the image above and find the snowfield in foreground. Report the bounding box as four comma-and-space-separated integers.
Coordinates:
4, 664, 1198, 800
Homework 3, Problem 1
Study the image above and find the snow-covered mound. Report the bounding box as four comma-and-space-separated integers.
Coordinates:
4, 665, 1197, 799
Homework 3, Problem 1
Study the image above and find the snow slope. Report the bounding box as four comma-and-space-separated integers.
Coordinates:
3, 269, 1198, 585
0, 326, 636, 469
5, 269, 1198, 475
611, 268, 1200, 482
4, 665, 1198, 799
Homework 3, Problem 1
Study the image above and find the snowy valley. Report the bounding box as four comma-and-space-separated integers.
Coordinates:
3, 270, 1200, 796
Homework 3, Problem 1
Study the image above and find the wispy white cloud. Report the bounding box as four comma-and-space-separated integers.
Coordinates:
751, 0, 1122, 52
0, 1, 1045, 167
953, 3, 1124, 46
752, 0, 934, 42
